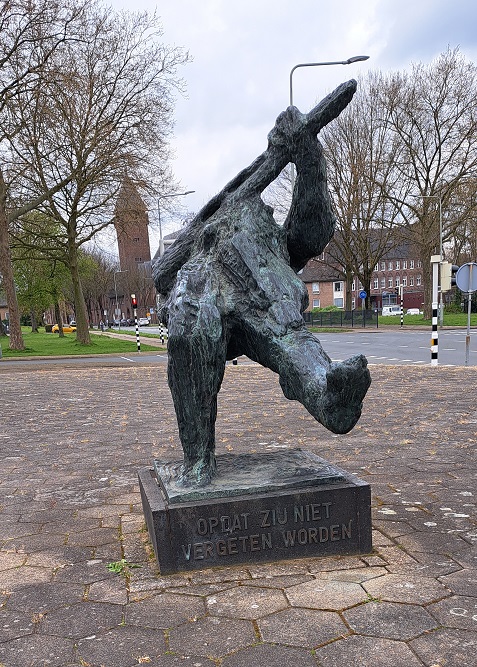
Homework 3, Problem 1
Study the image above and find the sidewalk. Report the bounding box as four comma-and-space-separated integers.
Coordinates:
1, 362, 476, 667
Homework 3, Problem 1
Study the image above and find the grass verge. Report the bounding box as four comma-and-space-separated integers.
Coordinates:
0, 328, 162, 358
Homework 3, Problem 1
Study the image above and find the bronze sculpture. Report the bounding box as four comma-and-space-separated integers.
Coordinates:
153, 79, 371, 486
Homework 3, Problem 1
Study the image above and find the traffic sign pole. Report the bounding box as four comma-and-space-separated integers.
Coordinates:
456, 263, 477, 366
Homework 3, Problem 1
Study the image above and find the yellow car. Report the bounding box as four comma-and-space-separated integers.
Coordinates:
52, 324, 77, 333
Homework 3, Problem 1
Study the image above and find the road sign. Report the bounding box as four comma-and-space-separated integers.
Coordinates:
359, 290, 367, 299
456, 263, 477, 293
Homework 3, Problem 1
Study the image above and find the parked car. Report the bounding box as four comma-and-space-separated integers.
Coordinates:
381, 306, 401, 317
138, 317, 150, 326
406, 308, 422, 315
52, 323, 76, 333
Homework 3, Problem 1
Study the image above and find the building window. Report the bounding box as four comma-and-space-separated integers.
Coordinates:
312, 298, 320, 309
396, 260, 400, 270
380, 261, 385, 271
395, 276, 400, 287
381, 277, 386, 289
388, 277, 393, 288
312, 282, 320, 293
388, 261, 393, 271
416, 274, 422, 286
334, 282, 343, 292
410, 259, 415, 269
351, 280, 356, 291
334, 297, 344, 308
373, 278, 379, 289
133, 237, 140, 243
410, 276, 414, 286
417, 260, 422, 268
403, 260, 407, 269
403, 276, 408, 287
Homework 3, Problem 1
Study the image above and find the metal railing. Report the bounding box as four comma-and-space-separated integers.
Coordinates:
304, 309, 379, 328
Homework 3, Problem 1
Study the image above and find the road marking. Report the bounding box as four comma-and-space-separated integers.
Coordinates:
120, 356, 136, 362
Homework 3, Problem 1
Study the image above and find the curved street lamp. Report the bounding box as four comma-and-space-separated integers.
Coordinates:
289, 55, 369, 188
289, 55, 370, 107
157, 190, 195, 257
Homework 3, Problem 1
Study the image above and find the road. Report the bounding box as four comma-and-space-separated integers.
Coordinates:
315, 327, 477, 367
1, 328, 476, 368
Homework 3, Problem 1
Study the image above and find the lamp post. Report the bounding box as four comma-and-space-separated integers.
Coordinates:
157, 190, 195, 257
114, 270, 128, 330
288, 55, 369, 189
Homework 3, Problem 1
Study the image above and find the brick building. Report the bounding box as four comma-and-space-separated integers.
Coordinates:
300, 240, 425, 312
113, 179, 155, 318
114, 179, 151, 273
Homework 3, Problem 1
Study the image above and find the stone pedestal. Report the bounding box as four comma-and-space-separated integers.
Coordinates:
138, 449, 372, 575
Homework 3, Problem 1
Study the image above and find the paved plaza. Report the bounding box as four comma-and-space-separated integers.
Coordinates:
1, 359, 476, 666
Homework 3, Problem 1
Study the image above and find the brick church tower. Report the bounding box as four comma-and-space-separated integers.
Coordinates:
114, 178, 151, 272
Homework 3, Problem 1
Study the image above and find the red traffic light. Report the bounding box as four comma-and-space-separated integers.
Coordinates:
131, 294, 138, 309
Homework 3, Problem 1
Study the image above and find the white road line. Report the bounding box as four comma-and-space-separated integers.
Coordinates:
120, 356, 136, 362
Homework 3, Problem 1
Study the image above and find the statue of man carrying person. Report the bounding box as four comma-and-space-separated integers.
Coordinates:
153, 79, 371, 486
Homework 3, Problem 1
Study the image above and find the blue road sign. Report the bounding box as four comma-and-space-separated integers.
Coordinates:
359, 290, 367, 299
456, 263, 477, 293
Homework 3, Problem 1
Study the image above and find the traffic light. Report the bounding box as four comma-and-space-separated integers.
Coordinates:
440, 262, 459, 292
131, 293, 138, 309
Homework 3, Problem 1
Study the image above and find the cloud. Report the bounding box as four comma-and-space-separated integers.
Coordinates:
110, 0, 477, 225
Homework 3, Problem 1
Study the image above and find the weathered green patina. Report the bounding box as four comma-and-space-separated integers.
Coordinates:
153, 80, 371, 485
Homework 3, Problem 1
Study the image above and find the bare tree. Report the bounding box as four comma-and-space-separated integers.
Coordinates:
320, 72, 406, 309
0, 0, 87, 349
9, 3, 190, 344
379, 48, 477, 315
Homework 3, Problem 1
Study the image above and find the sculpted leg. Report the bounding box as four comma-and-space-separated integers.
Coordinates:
240, 325, 371, 435
167, 269, 227, 485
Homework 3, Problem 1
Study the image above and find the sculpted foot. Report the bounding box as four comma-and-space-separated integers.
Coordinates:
318, 355, 371, 434
178, 454, 217, 487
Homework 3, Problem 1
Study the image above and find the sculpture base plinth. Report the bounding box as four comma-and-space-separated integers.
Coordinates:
138, 450, 372, 575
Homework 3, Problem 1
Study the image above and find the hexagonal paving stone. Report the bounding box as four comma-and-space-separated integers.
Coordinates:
258, 607, 348, 648
439, 568, 477, 596
410, 627, 477, 667
207, 585, 287, 619
39, 601, 123, 639
0, 565, 52, 591
0, 634, 74, 667
0, 551, 26, 570
88, 578, 128, 605
314, 634, 424, 667
168, 616, 256, 658
220, 643, 319, 666
126, 592, 206, 628
363, 573, 450, 604
313, 567, 388, 584
77, 625, 166, 667
7, 582, 84, 613
145, 658, 216, 667
343, 601, 438, 640
286, 577, 368, 610
0, 610, 35, 642
428, 594, 477, 630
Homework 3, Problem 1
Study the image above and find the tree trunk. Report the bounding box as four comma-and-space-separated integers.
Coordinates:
0, 169, 25, 350
67, 227, 90, 344
30, 309, 39, 333
54, 302, 64, 337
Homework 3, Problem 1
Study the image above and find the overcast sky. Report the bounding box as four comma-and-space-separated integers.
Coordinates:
109, 0, 477, 247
